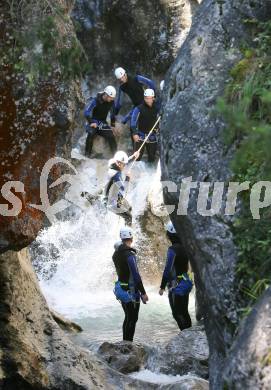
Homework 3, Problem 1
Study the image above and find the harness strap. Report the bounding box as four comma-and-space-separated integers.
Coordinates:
115, 281, 129, 286
177, 273, 188, 281
138, 130, 158, 142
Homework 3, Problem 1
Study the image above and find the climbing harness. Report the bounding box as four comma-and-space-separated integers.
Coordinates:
170, 273, 193, 296
98, 122, 113, 131
113, 281, 139, 304
138, 130, 157, 143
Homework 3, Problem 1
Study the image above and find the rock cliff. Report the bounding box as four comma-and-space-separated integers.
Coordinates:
160, 0, 271, 388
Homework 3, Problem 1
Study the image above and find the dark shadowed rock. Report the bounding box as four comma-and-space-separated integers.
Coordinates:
223, 287, 271, 389
72, 0, 200, 83
98, 341, 148, 374
160, 0, 271, 388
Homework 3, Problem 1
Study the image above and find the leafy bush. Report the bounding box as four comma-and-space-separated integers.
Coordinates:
217, 21, 271, 313
8, 0, 90, 86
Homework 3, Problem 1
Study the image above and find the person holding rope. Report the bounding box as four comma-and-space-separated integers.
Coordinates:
113, 226, 149, 342
103, 150, 139, 226
84, 86, 117, 158
130, 88, 160, 163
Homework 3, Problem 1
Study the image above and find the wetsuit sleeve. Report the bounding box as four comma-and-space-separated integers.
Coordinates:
160, 247, 176, 290
110, 103, 116, 126
155, 99, 162, 115
122, 108, 133, 125
84, 98, 99, 125
130, 107, 140, 135
127, 254, 146, 295
115, 87, 123, 115
136, 75, 156, 91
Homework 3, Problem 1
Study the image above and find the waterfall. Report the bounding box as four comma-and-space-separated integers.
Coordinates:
32, 152, 195, 349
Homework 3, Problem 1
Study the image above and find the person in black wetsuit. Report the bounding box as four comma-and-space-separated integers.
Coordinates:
113, 227, 149, 342
130, 88, 160, 163
159, 221, 192, 331
84, 85, 117, 157
114, 67, 156, 125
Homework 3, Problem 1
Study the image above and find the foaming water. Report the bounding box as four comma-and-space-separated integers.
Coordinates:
33, 156, 195, 351
130, 370, 204, 385
130, 370, 183, 384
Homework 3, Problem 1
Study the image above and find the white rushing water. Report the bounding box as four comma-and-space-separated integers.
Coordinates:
33, 154, 195, 352
130, 370, 201, 385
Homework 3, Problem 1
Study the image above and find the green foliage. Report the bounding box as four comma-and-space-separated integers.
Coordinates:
262, 349, 271, 366
241, 279, 270, 301
9, 1, 90, 86
217, 20, 271, 313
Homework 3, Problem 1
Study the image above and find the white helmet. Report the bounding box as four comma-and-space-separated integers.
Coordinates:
104, 85, 116, 98
144, 88, 155, 97
120, 226, 133, 240
160, 80, 165, 91
114, 150, 129, 164
108, 158, 115, 167
115, 67, 126, 79
166, 221, 176, 234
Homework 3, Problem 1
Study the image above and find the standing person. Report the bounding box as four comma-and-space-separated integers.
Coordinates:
113, 227, 149, 342
130, 89, 160, 163
114, 67, 156, 125
159, 221, 192, 331
103, 150, 138, 226
84, 86, 117, 157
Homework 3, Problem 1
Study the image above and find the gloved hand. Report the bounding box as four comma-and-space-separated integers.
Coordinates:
141, 294, 149, 304
132, 150, 140, 160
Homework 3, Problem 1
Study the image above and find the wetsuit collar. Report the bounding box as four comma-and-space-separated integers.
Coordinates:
143, 101, 154, 109
118, 243, 136, 254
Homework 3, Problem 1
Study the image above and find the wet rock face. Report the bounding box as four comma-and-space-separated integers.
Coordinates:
0, 1, 82, 253
98, 341, 148, 374
160, 0, 271, 388
72, 0, 200, 84
50, 310, 83, 333
137, 164, 170, 283
223, 287, 271, 390
0, 249, 112, 389
151, 326, 209, 379
160, 377, 209, 390
97, 327, 209, 381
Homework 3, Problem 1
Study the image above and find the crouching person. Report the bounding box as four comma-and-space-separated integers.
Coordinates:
159, 221, 192, 331
84, 86, 117, 157
113, 227, 149, 341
